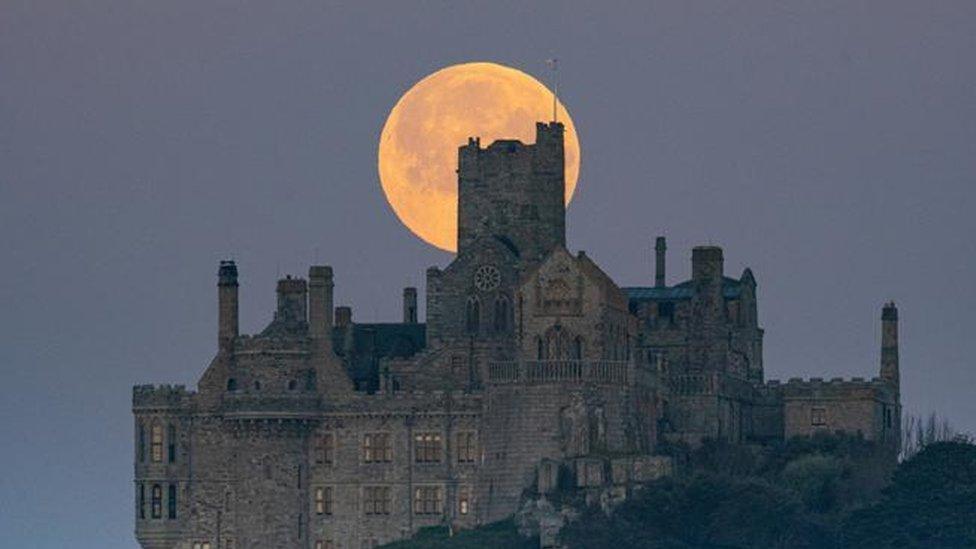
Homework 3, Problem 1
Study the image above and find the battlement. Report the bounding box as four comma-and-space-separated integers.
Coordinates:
132, 384, 193, 409
764, 375, 895, 400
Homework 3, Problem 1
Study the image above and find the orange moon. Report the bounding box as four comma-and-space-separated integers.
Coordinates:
378, 62, 581, 252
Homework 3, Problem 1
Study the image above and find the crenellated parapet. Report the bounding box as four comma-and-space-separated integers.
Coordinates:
133, 384, 194, 411
765, 376, 897, 400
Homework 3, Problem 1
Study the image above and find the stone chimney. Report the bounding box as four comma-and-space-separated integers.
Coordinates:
217, 260, 239, 352
334, 306, 352, 329
275, 276, 307, 323
692, 246, 724, 284
655, 236, 667, 287
308, 266, 334, 341
403, 287, 418, 324
880, 302, 899, 389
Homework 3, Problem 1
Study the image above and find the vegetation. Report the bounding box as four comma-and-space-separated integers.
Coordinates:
385, 433, 976, 549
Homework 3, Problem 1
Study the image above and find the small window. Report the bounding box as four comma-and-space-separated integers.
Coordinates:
573, 336, 583, 360
151, 484, 162, 519
457, 432, 477, 464
167, 425, 177, 463
658, 302, 675, 324
414, 433, 443, 464
363, 486, 391, 515
458, 485, 471, 515
253, 380, 261, 391
150, 424, 163, 463
137, 483, 145, 520
315, 433, 335, 466
167, 484, 177, 519
811, 407, 827, 426
138, 424, 146, 463
465, 297, 480, 335
314, 486, 334, 515
363, 433, 392, 463
227, 378, 237, 391
192, 543, 212, 549
413, 486, 443, 515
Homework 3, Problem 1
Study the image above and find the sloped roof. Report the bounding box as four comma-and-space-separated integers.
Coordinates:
623, 276, 743, 301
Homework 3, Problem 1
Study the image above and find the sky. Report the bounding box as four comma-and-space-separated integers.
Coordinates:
1, 1, 974, 546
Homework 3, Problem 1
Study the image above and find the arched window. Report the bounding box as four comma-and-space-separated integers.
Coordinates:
287, 379, 297, 391
465, 297, 480, 335
537, 336, 545, 360
493, 297, 510, 333
226, 378, 237, 392
254, 380, 261, 391
151, 484, 162, 519
167, 424, 177, 463
167, 484, 177, 519
573, 336, 583, 360
138, 483, 145, 519
150, 424, 163, 463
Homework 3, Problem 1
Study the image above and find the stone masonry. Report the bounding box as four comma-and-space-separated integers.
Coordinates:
133, 121, 901, 548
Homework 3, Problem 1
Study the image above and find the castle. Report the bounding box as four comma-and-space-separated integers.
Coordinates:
133, 121, 901, 549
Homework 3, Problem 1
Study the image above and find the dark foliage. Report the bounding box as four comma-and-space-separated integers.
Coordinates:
380, 519, 537, 549
843, 440, 976, 548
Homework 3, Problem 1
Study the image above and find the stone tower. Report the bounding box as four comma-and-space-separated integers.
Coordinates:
456, 121, 565, 263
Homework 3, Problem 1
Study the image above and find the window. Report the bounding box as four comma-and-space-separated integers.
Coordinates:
315, 433, 335, 465
457, 432, 477, 464
361, 539, 379, 549
150, 424, 163, 463
465, 297, 480, 334
315, 541, 335, 549
658, 302, 675, 325
167, 424, 177, 463
537, 336, 545, 360
192, 543, 212, 549
458, 485, 471, 515
226, 378, 237, 391
138, 424, 146, 463
167, 484, 177, 519
138, 483, 145, 519
314, 486, 334, 515
413, 486, 443, 515
288, 379, 297, 391
254, 380, 261, 391
573, 336, 583, 360
414, 433, 442, 464
363, 433, 392, 463
363, 486, 391, 515
224, 540, 233, 549
811, 407, 827, 426
493, 297, 509, 333
151, 484, 162, 519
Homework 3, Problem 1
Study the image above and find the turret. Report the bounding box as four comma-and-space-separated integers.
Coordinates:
692, 246, 723, 283
403, 287, 418, 324
217, 260, 239, 353
309, 266, 334, 344
880, 302, 899, 390
655, 236, 667, 287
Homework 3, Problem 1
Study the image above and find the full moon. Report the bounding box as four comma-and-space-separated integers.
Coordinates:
378, 62, 581, 252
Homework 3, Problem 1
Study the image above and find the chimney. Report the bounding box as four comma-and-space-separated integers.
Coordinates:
880, 302, 899, 389
655, 236, 667, 287
335, 306, 352, 329
308, 266, 334, 341
217, 260, 239, 352
691, 246, 724, 284
275, 276, 307, 323
403, 287, 418, 324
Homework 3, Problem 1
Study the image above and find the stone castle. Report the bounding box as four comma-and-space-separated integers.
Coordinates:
133, 121, 901, 549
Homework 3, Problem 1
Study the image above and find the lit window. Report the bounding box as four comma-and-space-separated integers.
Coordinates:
457, 432, 477, 464
167, 484, 177, 519
192, 543, 212, 549
363, 486, 391, 515
315, 433, 335, 465
414, 433, 443, 464
363, 433, 392, 463
811, 407, 827, 426
458, 485, 471, 515
151, 484, 162, 518
150, 424, 163, 463
413, 486, 443, 515
315, 540, 335, 549
314, 486, 334, 515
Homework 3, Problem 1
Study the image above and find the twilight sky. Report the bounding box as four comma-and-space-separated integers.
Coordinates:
1, 1, 974, 546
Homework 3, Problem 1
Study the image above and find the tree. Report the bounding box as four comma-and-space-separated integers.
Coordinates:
844, 440, 976, 548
